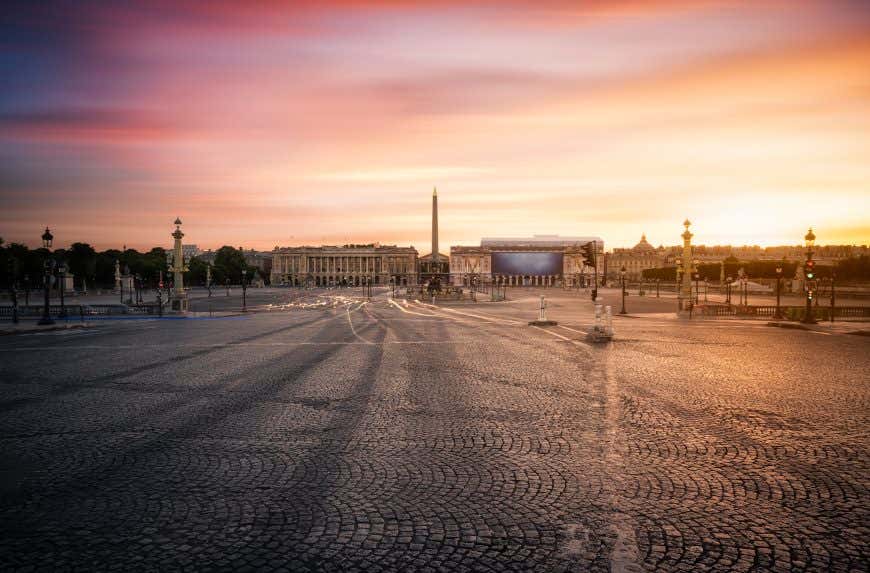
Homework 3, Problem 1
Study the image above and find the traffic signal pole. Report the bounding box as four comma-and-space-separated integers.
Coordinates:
582, 241, 598, 302
802, 248, 817, 325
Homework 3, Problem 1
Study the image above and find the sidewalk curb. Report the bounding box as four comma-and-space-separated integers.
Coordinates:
0, 323, 90, 336
766, 321, 814, 331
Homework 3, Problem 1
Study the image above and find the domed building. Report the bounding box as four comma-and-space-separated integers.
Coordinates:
607, 234, 667, 281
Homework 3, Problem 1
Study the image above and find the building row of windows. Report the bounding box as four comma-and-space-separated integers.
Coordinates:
273, 255, 413, 275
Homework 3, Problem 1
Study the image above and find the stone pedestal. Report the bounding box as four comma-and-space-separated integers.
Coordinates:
169, 293, 189, 313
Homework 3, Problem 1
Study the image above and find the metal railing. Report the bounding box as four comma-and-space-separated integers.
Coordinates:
0, 303, 164, 319
697, 304, 870, 320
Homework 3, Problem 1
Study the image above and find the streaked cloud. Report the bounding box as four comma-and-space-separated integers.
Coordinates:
1, 0, 869, 252
311, 166, 492, 182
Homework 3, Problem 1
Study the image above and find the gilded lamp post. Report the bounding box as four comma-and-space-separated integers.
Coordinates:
168, 217, 189, 312
678, 219, 694, 311
802, 227, 816, 324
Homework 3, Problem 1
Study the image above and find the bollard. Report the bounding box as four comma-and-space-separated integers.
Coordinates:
528, 294, 557, 326
587, 303, 613, 342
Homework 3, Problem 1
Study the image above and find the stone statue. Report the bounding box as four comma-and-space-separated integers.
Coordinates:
793, 263, 805, 293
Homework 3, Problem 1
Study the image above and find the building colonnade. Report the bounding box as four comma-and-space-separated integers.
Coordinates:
459, 274, 562, 287
271, 249, 417, 287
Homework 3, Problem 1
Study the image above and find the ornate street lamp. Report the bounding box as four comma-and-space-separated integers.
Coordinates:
774, 261, 783, 319
38, 227, 55, 325
241, 269, 249, 312
692, 258, 700, 304
156, 274, 164, 317
619, 265, 627, 315
802, 227, 817, 324
726, 275, 733, 305
135, 274, 142, 305
57, 262, 67, 318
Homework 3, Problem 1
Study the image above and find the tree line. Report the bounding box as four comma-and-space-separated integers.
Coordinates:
0, 240, 264, 290
641, 256, 870, 282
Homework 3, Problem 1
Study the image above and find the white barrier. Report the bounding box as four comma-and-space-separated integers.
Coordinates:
588, 304, 613, 342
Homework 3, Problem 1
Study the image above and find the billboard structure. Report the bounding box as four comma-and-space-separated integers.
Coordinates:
491, 252, 563, 276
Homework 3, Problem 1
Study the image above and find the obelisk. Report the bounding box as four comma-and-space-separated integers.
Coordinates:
432, 187, 439, 262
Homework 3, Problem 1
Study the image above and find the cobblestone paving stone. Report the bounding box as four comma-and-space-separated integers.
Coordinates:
0, 290, 867, 571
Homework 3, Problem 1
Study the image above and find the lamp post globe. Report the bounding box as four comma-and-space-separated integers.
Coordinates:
41, 227, 53, 249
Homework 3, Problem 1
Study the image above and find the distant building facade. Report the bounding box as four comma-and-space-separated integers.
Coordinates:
241, 249, 272, 276
196, 249, 217, 264
450, 235, 602, 287
271, 244, 418, 287
606, 234, 668, 281
182, 244, 200, 259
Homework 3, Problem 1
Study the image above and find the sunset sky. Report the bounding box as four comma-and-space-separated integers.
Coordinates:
1, 0, 869, 253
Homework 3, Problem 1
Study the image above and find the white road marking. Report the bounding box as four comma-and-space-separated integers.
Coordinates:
531, 325, 592, 347
413, 302, 523, 325
557, 325, 589, 336
388, 299, 440, 317
346, 302, 375, 344
0, 341, 478, 351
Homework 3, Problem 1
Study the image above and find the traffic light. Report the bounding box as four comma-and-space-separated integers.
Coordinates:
804, 259, 815, 280
807, 289, 814, 301
581, 242, 596, 267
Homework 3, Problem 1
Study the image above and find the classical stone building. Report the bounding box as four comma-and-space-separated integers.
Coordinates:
270, 244, 418, 287
450, 235, 601, 287
606, 234, 667, 281
240, 249, 273, 276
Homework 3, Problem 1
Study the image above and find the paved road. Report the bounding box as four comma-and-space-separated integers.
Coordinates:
0, 289, 867, 571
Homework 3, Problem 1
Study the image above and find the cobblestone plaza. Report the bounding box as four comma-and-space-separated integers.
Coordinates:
0, 289, 867, 571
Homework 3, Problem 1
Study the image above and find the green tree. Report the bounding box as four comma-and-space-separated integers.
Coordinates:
836, 256, 870, 280
213, 246, 246, 284
95, 249, 122, 288
187, 257, 209, 286
642, 266, 677, 281
67, 242, 97, 288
